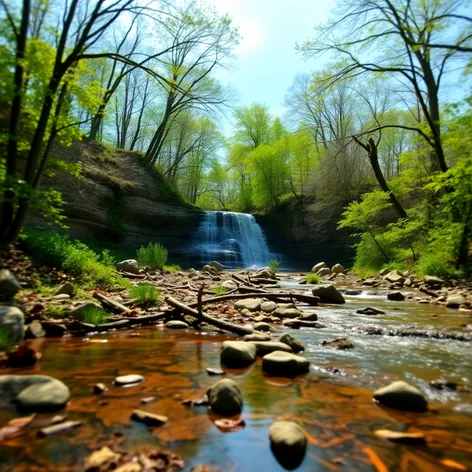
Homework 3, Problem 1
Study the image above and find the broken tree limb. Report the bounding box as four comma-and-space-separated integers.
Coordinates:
93, 292, 130, 314
238, 285, 268, 294
165, 296, 253, 336
187, 292, 319, 308
231, 274, 247, 285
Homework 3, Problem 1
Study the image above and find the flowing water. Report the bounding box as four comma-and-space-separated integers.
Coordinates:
192, 212, 273, 269
1, 281, 472, 471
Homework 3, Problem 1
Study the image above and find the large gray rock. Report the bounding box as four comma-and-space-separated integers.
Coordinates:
331, 263, 345, 274
221, 280, 238, 290
312, 262, 327, 274
261, 301, 277, 313
253, 322, 273, 332
0, 375, 70, 412
279, 333, 305, 353
220, 340, 257, 367
165, 320, 189, 329
311, 285, 345, 304
269, 421, 307, 470
234, 298, 262, 312
384, 270, 405, 285
69, 302, 102, 321
207, 378, 243, 416
115, 259, 140, 274
25, 320, 46, 339
262, 351, 310, 377
251, 341, 293, 356
242, 333, 271, 342
446, 294, 467, 308
55, 282, 75, 296
209, 261, 224, 273
272, 307, 301, 319
0, 306, 24, 344
373, 380, 428, 412
0, 269, 21, 300
317, 267, 332, 277
424, 275, 444, 286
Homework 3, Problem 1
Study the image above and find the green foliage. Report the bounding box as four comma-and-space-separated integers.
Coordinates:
45, 304, 68, 318
307, 273, 321, 284
0, 327, 15, 352
137, 242, 168, 270
164, 264, 182, 272
268, 259, 280, 275
83, 306, 109, 325
212, 285, 229, 295
23, 231, 128, 288
129, 284, 161, 305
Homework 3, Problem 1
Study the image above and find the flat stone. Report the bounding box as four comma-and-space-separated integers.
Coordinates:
55, 282, 75, 296
165, 320, 189, 329
273, 307, 301, 319
375, 429, 426, 445
234, 298, 262, 312
299, 312, 318, 321
282, 319, 326, 329
131, 410, 167, 426
279, 333, 305, 353
206, 367, 225, 376
261, 301, 277, 313
114, 374, 144, 386
253, 322, 273, 332
52, 293, 70, 300
262, 351, 310, 377
206, 379, 243, 416
0, 306, 25, 344
269, 421, 307, 470
0, 374, 70, 412
221, 280, 238, 290
251, 341, 293, 356
0, 269, 21, 300
242, 333, 271, 342
424, 275, 445, 286
373, 380, 428, 412
220, 340, 257, 367
312, 285, 345, 304
384, 270, 405, 285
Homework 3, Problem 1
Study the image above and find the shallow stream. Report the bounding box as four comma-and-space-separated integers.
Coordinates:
1, 281, 471, 471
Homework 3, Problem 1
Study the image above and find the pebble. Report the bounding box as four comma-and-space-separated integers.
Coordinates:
114, 374, 144, 386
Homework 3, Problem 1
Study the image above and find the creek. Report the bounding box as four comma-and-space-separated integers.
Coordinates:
0, 277, 471, 471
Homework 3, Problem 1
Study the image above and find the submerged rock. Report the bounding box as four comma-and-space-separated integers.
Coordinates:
251, 341, 292, 356
0, 269, 21, 300
262, 351, 310, 377
279, 333, 305, 353
220, 340, 256, 367
387, 291, 405, 301
356, 307, 385, 315
0, 374, 70, 412
321, 337, 354, 350
0, 306, 25, 344
299, 312, 318, 321
165, 320, 189, 329
131, 410, 168, 426
311, 285, 345, 304
373, 380, 428, 412
206, 378, 243, 416
269, 421, 307, 470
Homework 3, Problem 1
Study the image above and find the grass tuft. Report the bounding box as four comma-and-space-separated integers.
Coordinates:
83, 306, 109, 325
0, 327, 15, 352
163, 264, 182, 272
212, 285, 229, 296
137, 242, 168, 270
45, 304, 68, 318
307, 273, 322, 284
268, 259, 280, 275
129, 284, 161, 305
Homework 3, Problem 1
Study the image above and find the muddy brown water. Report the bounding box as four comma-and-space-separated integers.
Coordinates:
1, 284, 472, 471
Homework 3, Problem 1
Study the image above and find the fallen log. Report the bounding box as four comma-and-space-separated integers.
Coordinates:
165, 296, 252, 336
187, 292, 319, 308
93, 292, 130, 314
249, 278, 279, 285
37, 421, 82, 437
232, 274, 249, 285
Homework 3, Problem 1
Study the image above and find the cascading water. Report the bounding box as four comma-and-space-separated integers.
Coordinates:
192, 211, 273, 268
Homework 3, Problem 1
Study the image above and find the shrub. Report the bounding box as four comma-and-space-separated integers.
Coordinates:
0, 326, 15, 352
212, 285, 228, 296
307, 273, 321, 284
129, 284, 161, 305
23, 231, 129, 288
83, 306, 109, 325
137, 242, 168, 270
268, 258, 280, 275
45, 304, 67, 318
164, 264, 182, 272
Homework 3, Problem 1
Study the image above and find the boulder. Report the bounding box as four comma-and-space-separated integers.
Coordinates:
221, 280, 238, 290
0, 374, 70, 412
446, 294, 467, 308
424, 275, 445, 286
260, 301, 277, 313
253, 322, 273, 332
242, 333, 271, 342
311, 262, 327, 274
316, 267, 332, 277
55, 282, 75, 296
209, 261, 224, 273
202, 264, 218, 275
262, 351, 310, 377
373, 380, 428, 412
331, 263, 345, 274
165, 320, 189, 329
0, 269, 21, 300
311, 285, 345, 304
387, 291, 405, 301
206, 379, 243, 416
114, 374, 144, 386
69, 302, 102, 321
0, 306, 24, 344
25, 320, 46, 339
279, 333, 305, 353
299, 312, 318, 321
115, 259, 140, 274
234, 298, 262, 312
220, 341, 257, 367
251, 341, 292, 356
269, 421, 307, 470
272, 307, 301, 319
384, 270, 405, 285
256, 268, 274, 279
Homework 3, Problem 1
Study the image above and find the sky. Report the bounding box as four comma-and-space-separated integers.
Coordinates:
204, 0, 336, 133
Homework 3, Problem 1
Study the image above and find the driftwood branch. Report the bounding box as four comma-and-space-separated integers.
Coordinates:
165, 296, 253, 335
93, 292, 130, 314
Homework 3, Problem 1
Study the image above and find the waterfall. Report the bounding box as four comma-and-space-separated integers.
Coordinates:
192, 211, 273, 268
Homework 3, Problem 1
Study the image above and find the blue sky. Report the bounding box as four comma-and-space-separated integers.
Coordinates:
206, 0, 336, 131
